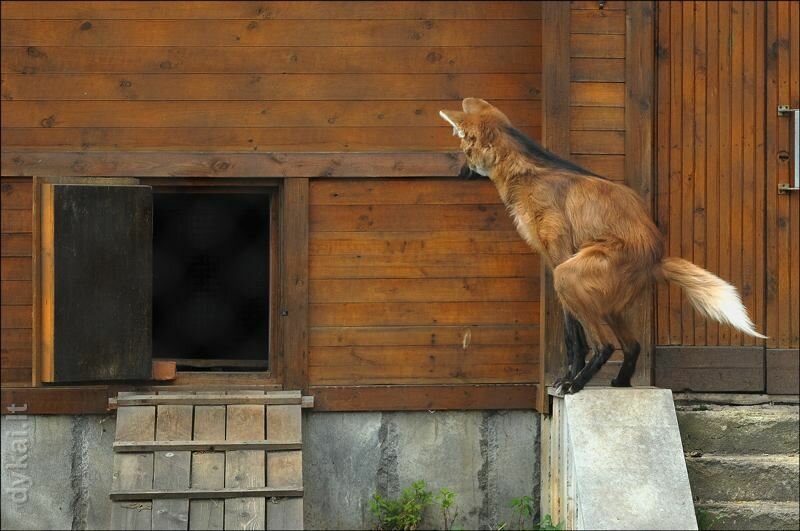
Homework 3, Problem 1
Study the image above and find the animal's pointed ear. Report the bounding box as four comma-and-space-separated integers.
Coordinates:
462, 98, 494, 113
439, 110, 467, 138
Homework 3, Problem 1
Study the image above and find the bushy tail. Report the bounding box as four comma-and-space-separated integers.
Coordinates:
659, 257, 767, 339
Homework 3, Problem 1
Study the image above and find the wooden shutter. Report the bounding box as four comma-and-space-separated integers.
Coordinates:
40, 180, 152, 382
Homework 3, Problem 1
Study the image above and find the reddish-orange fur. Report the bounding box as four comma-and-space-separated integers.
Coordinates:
440, 98, 764, 391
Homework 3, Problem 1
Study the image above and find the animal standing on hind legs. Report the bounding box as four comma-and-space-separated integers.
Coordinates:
440, 98, 766, 394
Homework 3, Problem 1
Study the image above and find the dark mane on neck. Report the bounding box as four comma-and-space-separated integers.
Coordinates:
502, 125, 603, 178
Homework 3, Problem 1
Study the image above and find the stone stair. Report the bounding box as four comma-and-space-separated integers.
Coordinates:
675, 402, 800, 530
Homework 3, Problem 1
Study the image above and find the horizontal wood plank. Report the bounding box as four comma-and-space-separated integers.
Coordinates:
1, 328, 32, 349
0, 126, 539, 152
1, 280, 31, 305
310, 277, 538, 303
1, 2, 542, 20
655, 347, 765, 392
310, 204, 516, 232
309, 325, 539, 347
1, 233, 33, 256
1, 45, 542, 74
310, 363, 538, 384
572, 154, 626, 180
1, 152, 465, 178
2, 100, 539, 128
1, 386, 115, 413
0, 179, 32, 208
310, 344, 538, 367
570, 107, 625, 130
1, 75, 542, 101
310, 231, 531, 256
309, 179, 503, 205
766, 349, 800, 395
570, 131, 625, 154
570, 82, 625, 106
571, 34, 625, 58
114, 392, 303, 407
1, 209, 31, 233
110, 487, 303, 501
571, 10, 625, 34
1, 346, 31, 369
0, 257, 31, 280
309, 254, 539, 279
1, 19, 542, 47
571, 58, 625, 82
311, 383, 538, 410
310, 301, 538, 326
114, 440, 302, 452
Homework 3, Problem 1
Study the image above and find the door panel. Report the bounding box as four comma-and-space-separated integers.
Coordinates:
765, 1, 799, 393
40, 181, 153, 382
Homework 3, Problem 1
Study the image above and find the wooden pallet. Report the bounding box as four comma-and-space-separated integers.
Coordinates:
109, 390, 311, 530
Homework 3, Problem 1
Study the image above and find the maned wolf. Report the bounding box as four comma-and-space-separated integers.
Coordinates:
440, 98, 765, 393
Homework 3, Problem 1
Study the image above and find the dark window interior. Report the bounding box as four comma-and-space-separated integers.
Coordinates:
152, 192, 270, 370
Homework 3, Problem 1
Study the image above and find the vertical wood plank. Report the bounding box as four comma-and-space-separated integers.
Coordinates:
111, 404, 156, 530
31, 177, 41, 386
190, 400, 225, 531
718, 1, 732, 345
729, 0, 744, 345
705, 1, 721, 345
667, 1, 683, 345
775, 1, 792, 347
790, 0, 800, 350
224, 391, 266, 530
625, 1, 655, 385
655, 1, 672, 346
693, 1, 708, 346
152, 404, 193, 530
680, 0, 696, 345
284, 178, 309, 392
540, 0, 571, 410
266, 394, 303, 529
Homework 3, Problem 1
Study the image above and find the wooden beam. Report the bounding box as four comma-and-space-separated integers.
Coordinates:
113, 391, 303, 407
1, 386, 114, 414
282, 178, 309, 392
311, 384, 538, 411
114, 440, 302, 453
625, 1, 656, 386
539, 1, 571, 413
110, 487, 304, 502
1, 151, 464, 179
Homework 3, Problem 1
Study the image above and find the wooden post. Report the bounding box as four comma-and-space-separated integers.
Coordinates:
282, 178, 309, 392
539, 1, 571, 413
625, 1, 656, 386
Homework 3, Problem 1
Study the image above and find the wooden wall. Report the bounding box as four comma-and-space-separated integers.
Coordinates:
569, 1, 626, 182
1, 1, 541, 152
308, 179, 539, 386
1, 1, 548, 410
0, 178, 32, 386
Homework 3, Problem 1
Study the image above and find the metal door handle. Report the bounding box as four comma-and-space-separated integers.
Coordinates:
778, 105, 799, 193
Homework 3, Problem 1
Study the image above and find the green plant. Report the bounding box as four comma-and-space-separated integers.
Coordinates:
510, 496, 535, 530
695, 508, 722, 530
435, 487, 460, 531
370, 480, 434, 530
496, 497, 562, 531
533, 514, 563, 531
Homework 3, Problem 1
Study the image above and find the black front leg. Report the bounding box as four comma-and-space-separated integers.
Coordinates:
564, 313, 588, 382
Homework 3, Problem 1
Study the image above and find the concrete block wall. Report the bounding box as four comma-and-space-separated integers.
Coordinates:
1, 410, 540, 530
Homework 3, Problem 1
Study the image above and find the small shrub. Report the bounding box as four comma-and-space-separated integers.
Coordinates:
370, 480, 433, 530
435, 487, 460, 531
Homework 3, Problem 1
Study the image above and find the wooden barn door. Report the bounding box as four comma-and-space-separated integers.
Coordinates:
655, 1, 799, 394
765, 1, 800, 394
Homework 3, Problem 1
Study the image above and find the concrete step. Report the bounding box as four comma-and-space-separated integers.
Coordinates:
676, 404, 800, 455
695, 501, 800, 531
686, 454, 799, 502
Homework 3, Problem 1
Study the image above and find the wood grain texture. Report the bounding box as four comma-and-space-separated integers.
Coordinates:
654, 346, 765, 392
224, 392, 266, 530
283, 178, 309, 392
152, 405, 193, 530
189, 402, 225, 531
265, 402, 303, 529
1, 2, 541, 154
0, 2, 542, 20
539, 0, 571, 413
655, 1, 767, 349
111, 404, 156, 530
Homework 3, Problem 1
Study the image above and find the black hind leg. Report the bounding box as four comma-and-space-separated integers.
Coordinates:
606, 314, 641, 388
564, 313, 588, 381
611, 341, 640, 387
